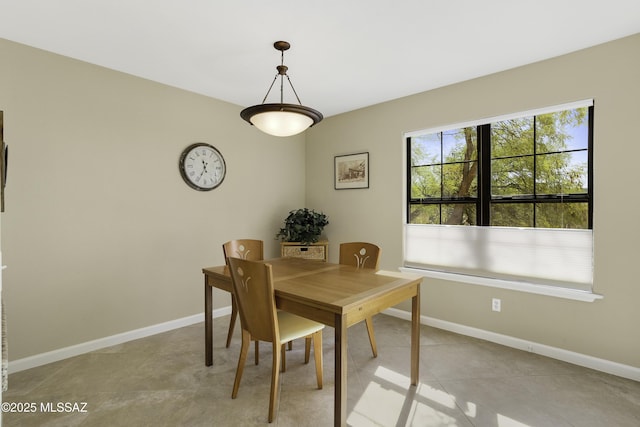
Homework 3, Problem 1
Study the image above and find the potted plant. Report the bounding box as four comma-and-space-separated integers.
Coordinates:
275, 208, 329, 245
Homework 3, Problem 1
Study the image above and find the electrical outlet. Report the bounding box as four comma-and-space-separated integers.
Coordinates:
492, 298, 501, 312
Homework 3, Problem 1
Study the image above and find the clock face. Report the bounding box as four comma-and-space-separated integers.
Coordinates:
179, 143, 226, 191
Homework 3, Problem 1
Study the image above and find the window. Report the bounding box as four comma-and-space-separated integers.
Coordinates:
408, 105, 592, 228
404, 101, 596, 298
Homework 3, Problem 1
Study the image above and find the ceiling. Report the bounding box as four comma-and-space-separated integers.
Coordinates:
1, 1, 640, 118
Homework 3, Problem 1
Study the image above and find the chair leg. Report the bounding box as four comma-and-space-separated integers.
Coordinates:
282, 342, 288, 370
280, 344, 286, 372
365, 316, 378, 358
269, 341, 281, 423
226, 295, 238, 348
312, 331, 323, 389
254, 339, 259, 365
232, 329, 251, 399
304, 337, 311, 364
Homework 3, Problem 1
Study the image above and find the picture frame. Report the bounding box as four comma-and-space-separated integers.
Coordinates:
0, 111, 5, 212
334, 152, 369, 190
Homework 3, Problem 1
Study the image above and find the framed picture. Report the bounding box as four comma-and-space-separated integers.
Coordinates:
0, 111, 4, 212
334, 152, 369, 190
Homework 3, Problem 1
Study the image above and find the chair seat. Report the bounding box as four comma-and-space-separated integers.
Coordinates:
278, 311, 324, 343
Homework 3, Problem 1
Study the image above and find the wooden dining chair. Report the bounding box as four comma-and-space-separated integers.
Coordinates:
339, 242, 381, 358
222, 239, 264, 364
227, 257, 324, 423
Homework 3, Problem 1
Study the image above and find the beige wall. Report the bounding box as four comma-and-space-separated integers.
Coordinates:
306, 33, 640, 368
0, 38, 306, 359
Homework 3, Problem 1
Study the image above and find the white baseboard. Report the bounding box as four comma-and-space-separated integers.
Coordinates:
10, 306, 639, 383
383, 307, 640, 382
8, 306, 232, 374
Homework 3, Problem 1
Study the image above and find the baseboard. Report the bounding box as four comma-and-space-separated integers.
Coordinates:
8, 306, 232, 374
383, 307, 640, 382
11, 306, 639, 382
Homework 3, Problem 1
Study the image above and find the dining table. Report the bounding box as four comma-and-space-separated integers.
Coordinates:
202, 257, 422, 427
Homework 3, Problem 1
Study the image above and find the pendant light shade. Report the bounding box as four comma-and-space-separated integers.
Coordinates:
241, 104, 322, 137
240, 41, 323, 137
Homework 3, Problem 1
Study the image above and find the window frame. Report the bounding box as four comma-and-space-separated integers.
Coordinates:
407, 105, 593, 229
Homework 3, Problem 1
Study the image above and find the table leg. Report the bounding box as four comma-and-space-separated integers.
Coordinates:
205, 280, 213, 366
335, 313, 347, 427
411, 286, 420, 385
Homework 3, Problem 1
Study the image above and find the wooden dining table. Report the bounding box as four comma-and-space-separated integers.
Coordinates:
202, 257, 422, 427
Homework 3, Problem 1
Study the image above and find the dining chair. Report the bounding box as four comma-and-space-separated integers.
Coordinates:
227, 257, 324, 423
222, 239, 264, 364
339, 242, 381, 358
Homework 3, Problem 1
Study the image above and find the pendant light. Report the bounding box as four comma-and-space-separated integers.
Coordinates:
240, 41, 323, 137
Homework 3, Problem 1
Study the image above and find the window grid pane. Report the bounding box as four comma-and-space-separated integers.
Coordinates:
409, 204, 440, 224
442, 204, 477, 225
491, 156, 534, 197
491, 203, 533, 227
443, 162, 477, 198
536, 202, 588, 229
411, 165, 441, 198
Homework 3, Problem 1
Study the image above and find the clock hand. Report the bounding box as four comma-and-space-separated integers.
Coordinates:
197, 163, 208, 179
196, 160, 211, 181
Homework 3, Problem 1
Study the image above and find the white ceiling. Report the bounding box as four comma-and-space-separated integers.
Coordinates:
1, 0, 640, 118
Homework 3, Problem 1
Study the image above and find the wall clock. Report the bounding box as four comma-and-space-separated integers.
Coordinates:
179, 143, 226, 191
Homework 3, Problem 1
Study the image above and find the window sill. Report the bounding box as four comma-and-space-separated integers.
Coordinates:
399, 267, 603, 302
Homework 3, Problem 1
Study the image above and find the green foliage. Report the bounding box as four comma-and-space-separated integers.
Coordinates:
275, 208, 329, 244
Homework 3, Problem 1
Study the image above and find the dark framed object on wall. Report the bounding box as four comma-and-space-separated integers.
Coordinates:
334, 152, 369, 190
0, 111, 5, 212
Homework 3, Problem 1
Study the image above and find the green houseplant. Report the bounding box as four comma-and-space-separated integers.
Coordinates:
275, 208, 329, 245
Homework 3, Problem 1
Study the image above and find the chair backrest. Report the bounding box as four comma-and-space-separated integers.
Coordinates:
222, 239, 264, 265
227, 257, 279, 344
339, 242, 381, 270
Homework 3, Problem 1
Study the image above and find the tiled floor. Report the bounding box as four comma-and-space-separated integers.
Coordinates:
3, 314, 640, 426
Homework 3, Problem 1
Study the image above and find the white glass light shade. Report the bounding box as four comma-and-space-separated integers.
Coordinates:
250, 111, 314, 137
240, 103, 323, 137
